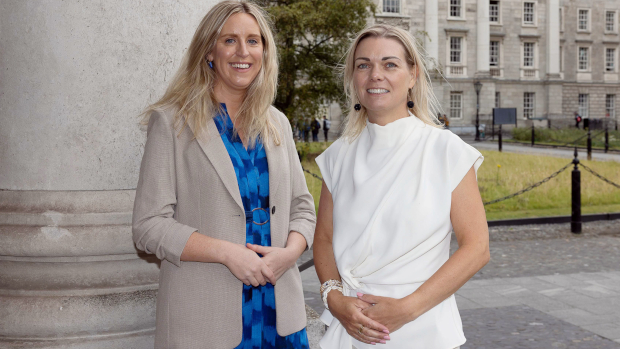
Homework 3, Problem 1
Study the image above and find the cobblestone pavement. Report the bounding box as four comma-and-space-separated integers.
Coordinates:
299, 220, 620, 347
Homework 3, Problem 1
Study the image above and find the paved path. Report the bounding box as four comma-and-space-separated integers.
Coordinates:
299, 220, 620, 347
469, 140, 620, 163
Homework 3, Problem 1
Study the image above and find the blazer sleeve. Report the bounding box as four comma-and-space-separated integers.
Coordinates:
132, 110, 197, 267
282, 115, 317, 250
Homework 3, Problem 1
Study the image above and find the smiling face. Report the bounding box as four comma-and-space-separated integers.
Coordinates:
208, 13, 263, 97
353, 36, 416, 124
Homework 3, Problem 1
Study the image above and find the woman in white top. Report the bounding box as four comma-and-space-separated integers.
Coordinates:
313, 24, 490, 349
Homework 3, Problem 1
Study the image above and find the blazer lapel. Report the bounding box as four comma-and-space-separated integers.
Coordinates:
188, 118, 244, 212
265, 115, 286, 203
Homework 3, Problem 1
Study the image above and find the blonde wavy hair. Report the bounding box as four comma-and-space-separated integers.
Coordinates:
341, 24, 442, 141
142, 0, 280, 147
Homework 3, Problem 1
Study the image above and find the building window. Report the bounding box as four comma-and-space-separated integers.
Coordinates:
524, 92, 535, 119
523, 2, 535, 25
450, 92, 463, 119
383, 0, 400, 14
606, 11, 616, 32
495, 92, 501, 108
606, 48, 616, 72
450, 0, 462, 18
578, 94, 589, 118
450, 37, 462, 63
490, 41, 500, 67
523, 42, 535, 67
606, 95, 616, 118
578, 9, 590, 31
579, 47, 589, 71
490, 0, 500, 23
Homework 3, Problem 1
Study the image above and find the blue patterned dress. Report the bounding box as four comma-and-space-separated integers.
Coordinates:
214, 106, 310, 349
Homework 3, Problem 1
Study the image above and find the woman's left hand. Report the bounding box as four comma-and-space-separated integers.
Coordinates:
357, 293, 416, 333
246, 243, 298, 284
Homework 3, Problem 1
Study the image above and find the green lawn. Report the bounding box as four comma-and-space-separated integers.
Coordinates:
298, 142, 620, 221
511, 127, 620, 150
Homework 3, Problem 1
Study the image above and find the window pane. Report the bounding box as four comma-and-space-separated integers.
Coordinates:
490, 41, 500, 66
450, 92, 462, 119
579, 47, 589, 70
523, 42, 534, 67
450, 37, 462, 63
490, 0, 499, 22
578, 94, 589, 118
383, 0, 400, 13
450, 0, 461, 17
579, 9, 589, 30
523, 2, 534, 24
524, 92, 535, 118
606, 95, 615, 118
606, 11, 615, 31
606, 48, 615, 71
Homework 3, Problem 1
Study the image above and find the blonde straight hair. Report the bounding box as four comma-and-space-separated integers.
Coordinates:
142, 0, 280, 147
341, 24, 442, 141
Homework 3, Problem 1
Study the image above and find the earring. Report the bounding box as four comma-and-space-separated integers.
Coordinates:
207, 60, 213, 69
354, 104, 361, 111
407, 101, 414, 108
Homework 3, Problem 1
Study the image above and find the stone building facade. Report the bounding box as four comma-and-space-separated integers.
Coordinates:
370, 0, 620, 132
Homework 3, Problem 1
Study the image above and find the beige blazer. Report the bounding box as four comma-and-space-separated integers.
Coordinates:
132, 105, 316, 349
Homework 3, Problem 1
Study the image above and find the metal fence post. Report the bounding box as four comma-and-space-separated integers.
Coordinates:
571, 148, 582, 234
605, 126, 609, 153
498, 125, 503, 152
531, 124, 535, 147
587, 129, 592, 161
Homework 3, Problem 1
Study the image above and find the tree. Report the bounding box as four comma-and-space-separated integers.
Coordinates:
256, 0, 376, 122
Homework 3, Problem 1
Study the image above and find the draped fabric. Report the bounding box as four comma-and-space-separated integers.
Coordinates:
215, 106, 310, 349
315, 113, 483, 349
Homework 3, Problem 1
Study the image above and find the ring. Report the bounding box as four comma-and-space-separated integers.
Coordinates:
358, 325, 364, 334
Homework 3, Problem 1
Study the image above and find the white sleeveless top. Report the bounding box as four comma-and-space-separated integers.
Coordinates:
315, 114, 483, 349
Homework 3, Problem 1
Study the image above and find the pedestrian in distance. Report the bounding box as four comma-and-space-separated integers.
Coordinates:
312, 117, 321, 142
444, 113, 450, 129
323, 115, 331, 141
313, 24, 489, 349
132, 2, 316, 348
304, 117, 311, 142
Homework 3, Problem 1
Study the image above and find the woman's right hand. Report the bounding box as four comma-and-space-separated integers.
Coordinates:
327, 291, 391, 345
222, 243, 276, 287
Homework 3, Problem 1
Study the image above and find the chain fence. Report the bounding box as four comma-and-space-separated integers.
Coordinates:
302, 158, 619, 207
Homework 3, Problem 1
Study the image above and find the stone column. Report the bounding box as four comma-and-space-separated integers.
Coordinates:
476, 0, 490, 75
425, 0, 439, 67
0, 1, 215, 348
547, 0, 561, 76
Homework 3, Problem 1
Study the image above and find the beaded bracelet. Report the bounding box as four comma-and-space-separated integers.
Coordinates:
320, 279, 343, 310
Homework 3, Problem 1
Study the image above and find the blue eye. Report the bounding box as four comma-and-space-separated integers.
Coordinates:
248, 38, 259, 45
357, 63, 369, 69
225, 38, 235, 44
386, 62, 397, 68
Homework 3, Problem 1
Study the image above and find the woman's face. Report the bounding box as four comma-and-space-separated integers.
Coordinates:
353, 37, 416, 117
208, 13, 263, 95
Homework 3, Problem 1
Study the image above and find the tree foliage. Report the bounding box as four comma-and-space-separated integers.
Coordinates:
255, 0, 376, 121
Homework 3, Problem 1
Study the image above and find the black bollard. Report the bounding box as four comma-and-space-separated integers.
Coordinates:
498, 125, 503, 152
571, 148, 582, 234
587, 129, 592, 160
531, 125, 535, 147
605, 126, 609, 153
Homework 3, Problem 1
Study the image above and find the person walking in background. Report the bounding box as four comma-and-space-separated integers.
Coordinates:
132, 2, 315, 348
323, 115, 331, 141
444, 114, 450, 129
437, 112, 445, 126
311, 117, 321, 142
313, 24, 489, 349
304, 117, 311, 142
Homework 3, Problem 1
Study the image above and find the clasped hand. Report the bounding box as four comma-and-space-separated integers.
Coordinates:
223, 242, 296, 287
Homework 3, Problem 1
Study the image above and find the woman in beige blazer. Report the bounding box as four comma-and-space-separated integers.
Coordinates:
132, 2, 316, 348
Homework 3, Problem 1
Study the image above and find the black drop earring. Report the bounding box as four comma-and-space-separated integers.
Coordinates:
354, 103, 361, 111
407, 100, 414, 109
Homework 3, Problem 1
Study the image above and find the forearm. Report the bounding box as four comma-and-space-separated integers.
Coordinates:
286, 231, 307, 259
180, 232, 233, 264
313, 235, 341, 285
403, 242, 489, 319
